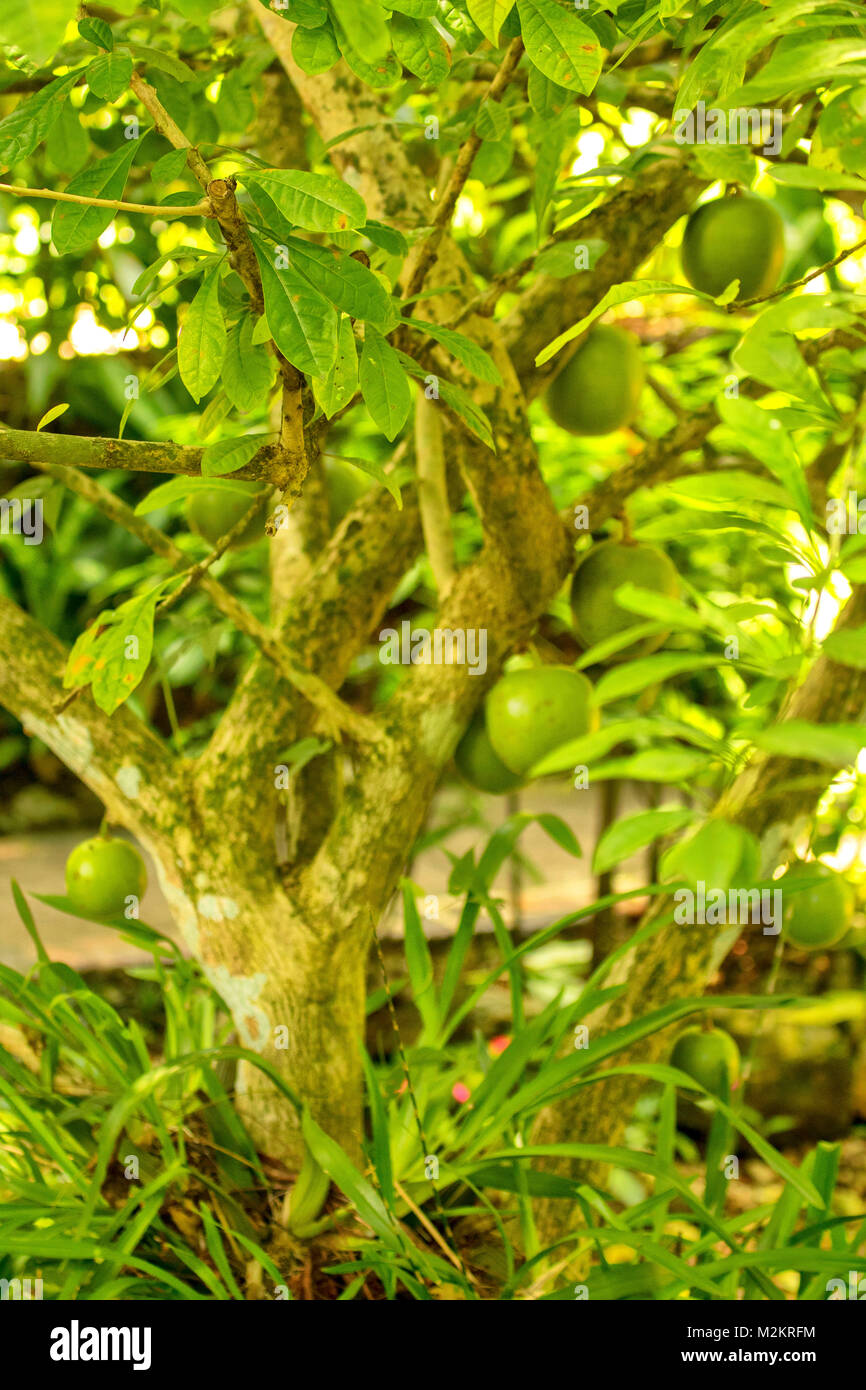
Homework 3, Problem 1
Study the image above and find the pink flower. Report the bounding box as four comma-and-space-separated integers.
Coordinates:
451, 1082, 471, 1104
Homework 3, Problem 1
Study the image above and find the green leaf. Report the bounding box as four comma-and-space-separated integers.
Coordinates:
396, 350, 496, 449
241, 168, 367, 233
36, 402, 69, 431
360, 327, 413, 441
87, 52, 133, 102
733, 308, 835, 419
716, 395, 813, 525
292, 21, 340, 74
533, 119, 565, 239
178, 265, 227, 403
44, 101, 89, 174
466, 0, 512, 45
517, 0, 603, 96
313, 315, 358, 418
150, 147, 190, 184
64, 581, 173, 715
201, 436, 267, 477
284, 236, 398, 330
0, 74, 79, 168
361, 1048, 395, 1212
391, 15, 451, 82
660, 819, 754, 893
536, 280, 707, 365
823, 627, 866, 670
403, 316, 502, 384
0, 0, 72, 65
134, 475, 258, 516
332, 0, 391, 57
276, 736, 333, 773
752, 720, 866, 767
300, 1110, 403, 1251
79, 16, 113, 49
281, 0, 329, 24
592, 747, 713, 783
595, 652, 722, 705
51, 143, 138, 256
248, 229, 339, 378
593, 807, 696, 876
768, 161, 866, 193
401, 882, 437, 1029
609, 582, 705, 633
363, 220, 408, 257
323, 452, 403, 509
389, 0, 437, 14
222, 314, 276, 413
336, 27, 402, 89
127, 44, 196, 83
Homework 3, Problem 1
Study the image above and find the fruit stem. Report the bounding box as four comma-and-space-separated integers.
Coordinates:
618, 510, 636, 545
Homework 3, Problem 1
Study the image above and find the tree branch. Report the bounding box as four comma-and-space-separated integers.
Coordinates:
0, 426, 264, 480
415, 392, 455, 594
0, 181, 212, 218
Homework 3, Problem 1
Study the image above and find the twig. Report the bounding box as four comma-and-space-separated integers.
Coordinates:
399, 38, 524, 306
0, 181, 212, 218
645, 372, 686, 420
731, 235, 866, 312
156, 492, 270, 614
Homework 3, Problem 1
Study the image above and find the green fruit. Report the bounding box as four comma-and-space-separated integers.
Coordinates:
325, 458, 371, 529
455, 709, 524, 794
545, 325, 645, 436
571, 540, 680, 661
671, 1027, 740, 1095
485, 666, 598, 776
65, 836, 147, 919
781, 861, 853, 950
681, 194, 785, 301
185, 482, 267, 549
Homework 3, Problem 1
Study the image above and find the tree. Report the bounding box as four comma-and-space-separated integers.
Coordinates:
1, 0, 865, 1262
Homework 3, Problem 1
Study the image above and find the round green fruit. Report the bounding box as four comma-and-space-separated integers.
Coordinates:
65, 836, 147, 919
545, 324, 645, 436
485, 666, 598, 776
325, 457, 371, 529
455, 710, 524, 794
781, 861, 853, 950
571, 540, 680, 661
671, 1027, 740, 1095
185, 482, 267, 549
681, 194, 785, 301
